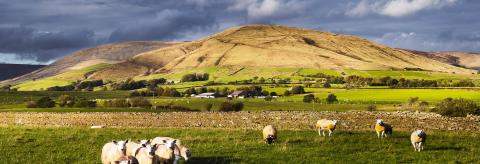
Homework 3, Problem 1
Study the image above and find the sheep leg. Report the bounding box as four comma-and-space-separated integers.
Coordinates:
318, 128, 322, 136
418, 142, 423, 152
328, 130, 332, 137
322, 130, 325, 136
412, 142, 417, 151
377, 131, 380, 138
381, 131, 385, 138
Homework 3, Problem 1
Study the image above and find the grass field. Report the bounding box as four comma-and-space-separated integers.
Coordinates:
1, 126, 479, 163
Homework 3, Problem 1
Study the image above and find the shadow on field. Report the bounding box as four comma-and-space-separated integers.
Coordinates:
189, 156, 240, 164
429, 146, 465, 151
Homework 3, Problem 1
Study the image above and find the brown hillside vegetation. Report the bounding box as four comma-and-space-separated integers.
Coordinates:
430, 52, 480, 70
1, 41, 173, 84
92, 25, 475, 79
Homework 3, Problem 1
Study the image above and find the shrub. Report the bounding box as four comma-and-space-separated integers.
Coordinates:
264, 96, 273, 101
218, 101, 244, 112
283, 90, 292, 96
74, 98, 96, 108
205, 103, 213, 111
433, 98, 479, 117
26, 101, 37, 108
323, 82, 331, 88
367, 104, 377, 111
57, 95, 76, 107
104, 99, 129, 108
290, 85, 305, 94
129, 97, 152, 108
303, 94, 315, 103
35, 97, 56, 108
326, 94, 338, 104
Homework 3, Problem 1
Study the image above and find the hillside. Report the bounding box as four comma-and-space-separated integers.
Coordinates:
90, 25, 475, 80
0, 64, 45, 81
430, 52, 480, 70
1, 41, 173, 85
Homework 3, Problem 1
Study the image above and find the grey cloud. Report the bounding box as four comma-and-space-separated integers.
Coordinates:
0, 26, 96, 62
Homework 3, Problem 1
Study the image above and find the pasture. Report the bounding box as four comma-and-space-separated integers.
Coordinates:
1, 126, 479, 163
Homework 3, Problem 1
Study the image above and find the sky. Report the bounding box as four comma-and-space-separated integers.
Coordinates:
0, 0, 479, 65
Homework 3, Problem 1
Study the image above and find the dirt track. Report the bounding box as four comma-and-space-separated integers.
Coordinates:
1, 111, 479, 131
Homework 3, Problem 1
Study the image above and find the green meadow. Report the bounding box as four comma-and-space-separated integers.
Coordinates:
1, 126, 478, 163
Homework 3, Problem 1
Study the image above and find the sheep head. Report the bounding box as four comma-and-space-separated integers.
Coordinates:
266, 135, 275, 144
376, 119, 383, 125
113, 140, 129, 155
163, 139, 177, 150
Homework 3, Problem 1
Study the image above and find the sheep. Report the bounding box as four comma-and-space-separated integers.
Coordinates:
410, 130, 427, 152
152, 137, 191, 162
153, 139, 177, 164
118, 156, 138, 164
315, 119, 337, 136
101, 140, 129, 164
375, 119, 393, 138
262, 125, 277, 144
126, 140, 151, 157
134, 143, 158, 164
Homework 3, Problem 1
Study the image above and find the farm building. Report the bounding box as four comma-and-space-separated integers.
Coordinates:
195, 92, 217, 98
228, 90, 247, 98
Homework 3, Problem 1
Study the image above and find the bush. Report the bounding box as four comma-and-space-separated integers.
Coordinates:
326, 94, 338, 104
264, 96, 273, 101
104, 99, 129, 108
26, 101, 37, 108
303, 94, 315, 103
181, 73, 209, 82
74, 98, 97, 108
205, 103, 213, 111
129, 97, 152, 108
433, 98, 479, 117
218, 101, 244, 112
283, 90, 292, 96
35, 97, 56, 108
290, 85, 305, 94
367, 104, 377, 111
57, 95, 76, 107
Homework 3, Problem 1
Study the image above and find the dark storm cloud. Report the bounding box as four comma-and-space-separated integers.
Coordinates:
0, 0, 479, 64
0, 26, 95, 62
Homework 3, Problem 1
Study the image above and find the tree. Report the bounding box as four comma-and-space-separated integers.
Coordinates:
270, 92, 278, 97
205, 103, 213, 111
57, 95, 75, 107
303, 94, 315, 103
326, 94, 338, 104
283, 90, 292, 96
290, 86, 305, 94
35, 97, 56, 108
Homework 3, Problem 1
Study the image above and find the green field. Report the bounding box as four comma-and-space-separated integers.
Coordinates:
1, 126, 478, 163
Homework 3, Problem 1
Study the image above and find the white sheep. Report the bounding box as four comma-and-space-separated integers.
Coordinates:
262, 125, 277, 144
101, 140, 129, 164
134, 143, 158, 164
153, 139, 177, 164
126, 140, 151, 157
315, 119, 337, 136
375, 119, 393, 138
152, 137, 191, 162
410, 130, 427, 152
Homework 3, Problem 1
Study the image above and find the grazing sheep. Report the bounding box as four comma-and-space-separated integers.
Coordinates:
126, 140, 151, 157
153, 140, 177, 164
134, 143, 158, 164
411, 130, 427, 152
315, 119, 337, 136
152, 137, 191, 162
375, 119, 393, 138
262, 125, 277, 144
101, 140, 129, 164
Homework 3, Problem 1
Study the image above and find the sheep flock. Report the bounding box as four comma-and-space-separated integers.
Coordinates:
100, 118, 428, 163
101, 137, 191, 164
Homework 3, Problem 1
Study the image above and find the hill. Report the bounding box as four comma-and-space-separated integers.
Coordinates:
90, 25, 475, 80
1, 41, 174, 85
428, 52, 480, 70
0, 64, 45, 81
